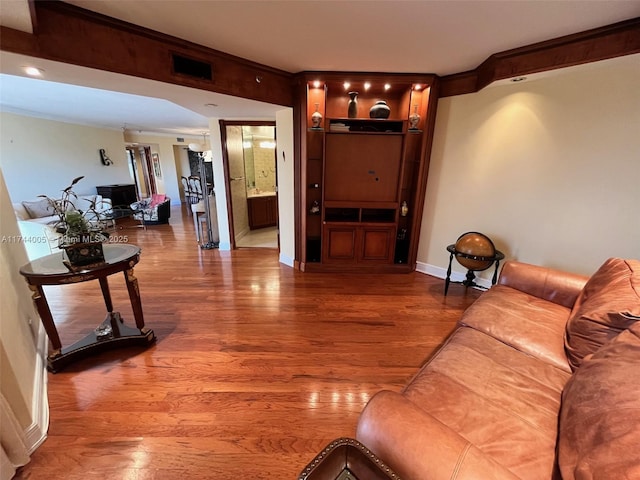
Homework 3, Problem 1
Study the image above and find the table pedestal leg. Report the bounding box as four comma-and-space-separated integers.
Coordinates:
28, 284, 62, 355
124, 268, 145, 330
492, 260, 502, 286
444, 253, 454, 296
99, 277, 113, 312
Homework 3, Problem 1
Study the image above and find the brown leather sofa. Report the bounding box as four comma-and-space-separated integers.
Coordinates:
356, 258, 640, 480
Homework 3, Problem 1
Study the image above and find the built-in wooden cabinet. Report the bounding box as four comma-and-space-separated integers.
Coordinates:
297, 73, 438, 272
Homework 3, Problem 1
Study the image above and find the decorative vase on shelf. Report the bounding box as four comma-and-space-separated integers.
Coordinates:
369, 101, 391, 119
347, 91, 358, 118
409, 104, 421, 130
311, 103, 323, 129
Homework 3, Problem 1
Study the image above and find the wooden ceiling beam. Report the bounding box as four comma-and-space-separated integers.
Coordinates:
440, 17, 640, 97
0, 1, 294, 107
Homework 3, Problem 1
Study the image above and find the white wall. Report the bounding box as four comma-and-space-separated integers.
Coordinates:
0, 112, 132, 201
0, 169, 49, 471
276, 108, 295, 267
418, 55, 640, 279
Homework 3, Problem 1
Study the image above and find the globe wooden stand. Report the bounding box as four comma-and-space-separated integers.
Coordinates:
444, 244, 504, 296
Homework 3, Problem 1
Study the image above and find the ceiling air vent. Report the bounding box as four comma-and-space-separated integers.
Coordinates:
172, 54, 212, 81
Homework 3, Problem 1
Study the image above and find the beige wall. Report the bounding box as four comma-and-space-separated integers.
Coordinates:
418, 55, 640, 279
0, 112, 132, 201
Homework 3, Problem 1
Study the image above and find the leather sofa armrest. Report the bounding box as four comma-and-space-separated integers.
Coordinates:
498, 261, 589, 309
356, 391, 519, 480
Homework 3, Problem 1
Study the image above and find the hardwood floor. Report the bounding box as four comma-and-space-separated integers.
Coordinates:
15, 206, 481, 480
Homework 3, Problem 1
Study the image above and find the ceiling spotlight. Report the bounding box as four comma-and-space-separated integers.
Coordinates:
24, 66, 43, 77
364, 82, 371, 91
384, 83, 391, 91
511, 76, 527, 83
343, 82, 351, 90
413, 84, 422, 91
313, 80, 321, 88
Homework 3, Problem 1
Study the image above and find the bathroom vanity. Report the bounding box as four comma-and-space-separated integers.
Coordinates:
247, 193, 278, 230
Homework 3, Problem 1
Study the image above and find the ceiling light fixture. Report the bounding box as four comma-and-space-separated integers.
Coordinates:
384, 84, 391, 91
511, 76, 527, 83
188, 132, 208, 153
24, 66, 43, 77
364, 82, 371, 91
414, 84, 422, 91
343, 82, 351, 90
313, 80, 321, 88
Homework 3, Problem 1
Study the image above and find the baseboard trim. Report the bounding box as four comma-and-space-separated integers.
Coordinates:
218, 241, 231, 251
279, 253, 294, 268
416, 262, 493, 290
25, 323, 49, 454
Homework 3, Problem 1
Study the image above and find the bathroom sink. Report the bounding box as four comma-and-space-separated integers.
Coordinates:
247, 191, 276, 198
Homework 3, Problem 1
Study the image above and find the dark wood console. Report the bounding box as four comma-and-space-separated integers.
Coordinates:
96, 184, 138, 208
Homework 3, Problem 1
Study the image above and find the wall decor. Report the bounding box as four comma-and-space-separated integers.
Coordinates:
99, 148, 112, 166
152, 153, 162, 178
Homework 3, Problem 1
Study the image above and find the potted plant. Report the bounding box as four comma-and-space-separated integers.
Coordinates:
40, 176, 110, 267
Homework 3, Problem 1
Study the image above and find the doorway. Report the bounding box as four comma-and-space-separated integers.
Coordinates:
220, 121, 278, 249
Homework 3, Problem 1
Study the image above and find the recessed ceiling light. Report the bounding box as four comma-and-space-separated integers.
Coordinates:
343, 82, 350, 90
24, 66, 43, 77
364, 82, 371, 91
384, 84, 391, 91
413, 84, 422, 91
511, 76, 527, 83
313, 80, 321, 88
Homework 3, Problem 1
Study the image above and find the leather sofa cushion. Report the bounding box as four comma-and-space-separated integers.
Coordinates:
357, 390, 520, 480
402, 327, 571, 480
564, 258, 640, 370
558, 323, 640, 479
460, 285, 572, 372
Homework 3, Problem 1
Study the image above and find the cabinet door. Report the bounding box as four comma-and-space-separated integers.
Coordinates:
325, 134, 403, 202
359, 226, 396, 263
322, 225, 396, 264
267, 196, 278, 225
323, 225, 357, 263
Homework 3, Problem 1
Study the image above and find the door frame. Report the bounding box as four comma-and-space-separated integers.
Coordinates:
219, 120, 278, 250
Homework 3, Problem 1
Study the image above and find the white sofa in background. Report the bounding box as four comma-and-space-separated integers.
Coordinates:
12, 195, 112, 260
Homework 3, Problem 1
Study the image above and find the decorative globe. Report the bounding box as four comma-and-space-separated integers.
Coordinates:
454, 232, 496, 271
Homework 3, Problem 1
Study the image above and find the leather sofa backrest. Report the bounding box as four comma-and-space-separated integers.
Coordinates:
498, 261, 588, 309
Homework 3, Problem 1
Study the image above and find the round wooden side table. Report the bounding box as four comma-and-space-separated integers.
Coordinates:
19, 244, 155, 372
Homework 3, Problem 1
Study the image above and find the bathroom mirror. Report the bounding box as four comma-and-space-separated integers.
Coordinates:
242, 125, 276, 196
